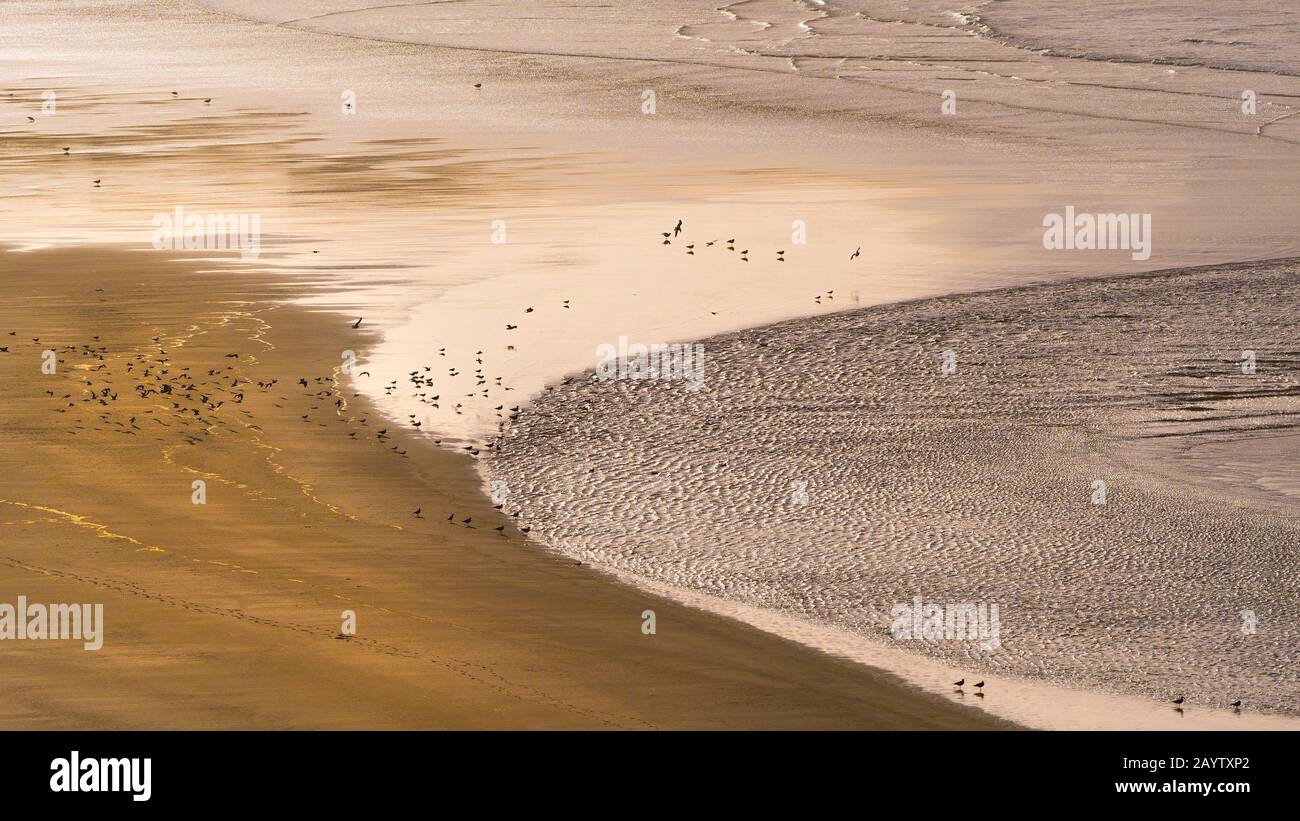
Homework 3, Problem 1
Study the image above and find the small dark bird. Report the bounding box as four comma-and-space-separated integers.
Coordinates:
954, 679, 965, 687
204, 98, 212, 104
92, 179, 101, 187
673, 219, 683, 237
447, 513, 455, 521
171, 91, 179, 97
494, 525, 505, 533
1230, 700, 1241, 709
351, 317, 363, 329
850, 247, 860, 260
413, 508, 423, 518
26, 116, 34, 123
473, 83, 482, 89
973, 681, 984, 690
1172, 696, 1185, 706
62, 147, 70, 154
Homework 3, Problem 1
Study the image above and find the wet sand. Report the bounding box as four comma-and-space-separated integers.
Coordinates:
0, 246, 1013, 728
2, 0, 1297, 729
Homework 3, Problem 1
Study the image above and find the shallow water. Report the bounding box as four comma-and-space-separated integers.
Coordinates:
488, 260, 1300, 724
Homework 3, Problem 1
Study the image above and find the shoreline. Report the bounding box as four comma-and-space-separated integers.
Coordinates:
0, 243, 1014, 729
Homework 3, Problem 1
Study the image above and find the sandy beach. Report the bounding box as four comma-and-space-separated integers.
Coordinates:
1, 0, 1297, 730
0, 246, 1017, 728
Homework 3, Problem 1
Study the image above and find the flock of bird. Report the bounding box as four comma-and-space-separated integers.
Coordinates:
340, 315, 561, 536
659, 220, 861, 303
951, 678, 1245, 712
5, 309, 547, 540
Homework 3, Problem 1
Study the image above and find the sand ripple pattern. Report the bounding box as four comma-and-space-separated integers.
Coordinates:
489, 260, 1300, 715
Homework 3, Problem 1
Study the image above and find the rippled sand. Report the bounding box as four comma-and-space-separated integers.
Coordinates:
489, 259, 1300, 718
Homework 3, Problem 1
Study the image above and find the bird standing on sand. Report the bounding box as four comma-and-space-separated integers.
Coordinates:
1172, 696, 1185, 706
413, 508, 423, 518
1230, 700, 1242, 709
673, 219, 683, 237
953, 678, 965, 688
850, 247, 860, 260
351, 317, 363, 329
974, 680, 984, 690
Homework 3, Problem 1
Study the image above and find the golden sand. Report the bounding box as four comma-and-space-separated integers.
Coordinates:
0, 246, 1011, 729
